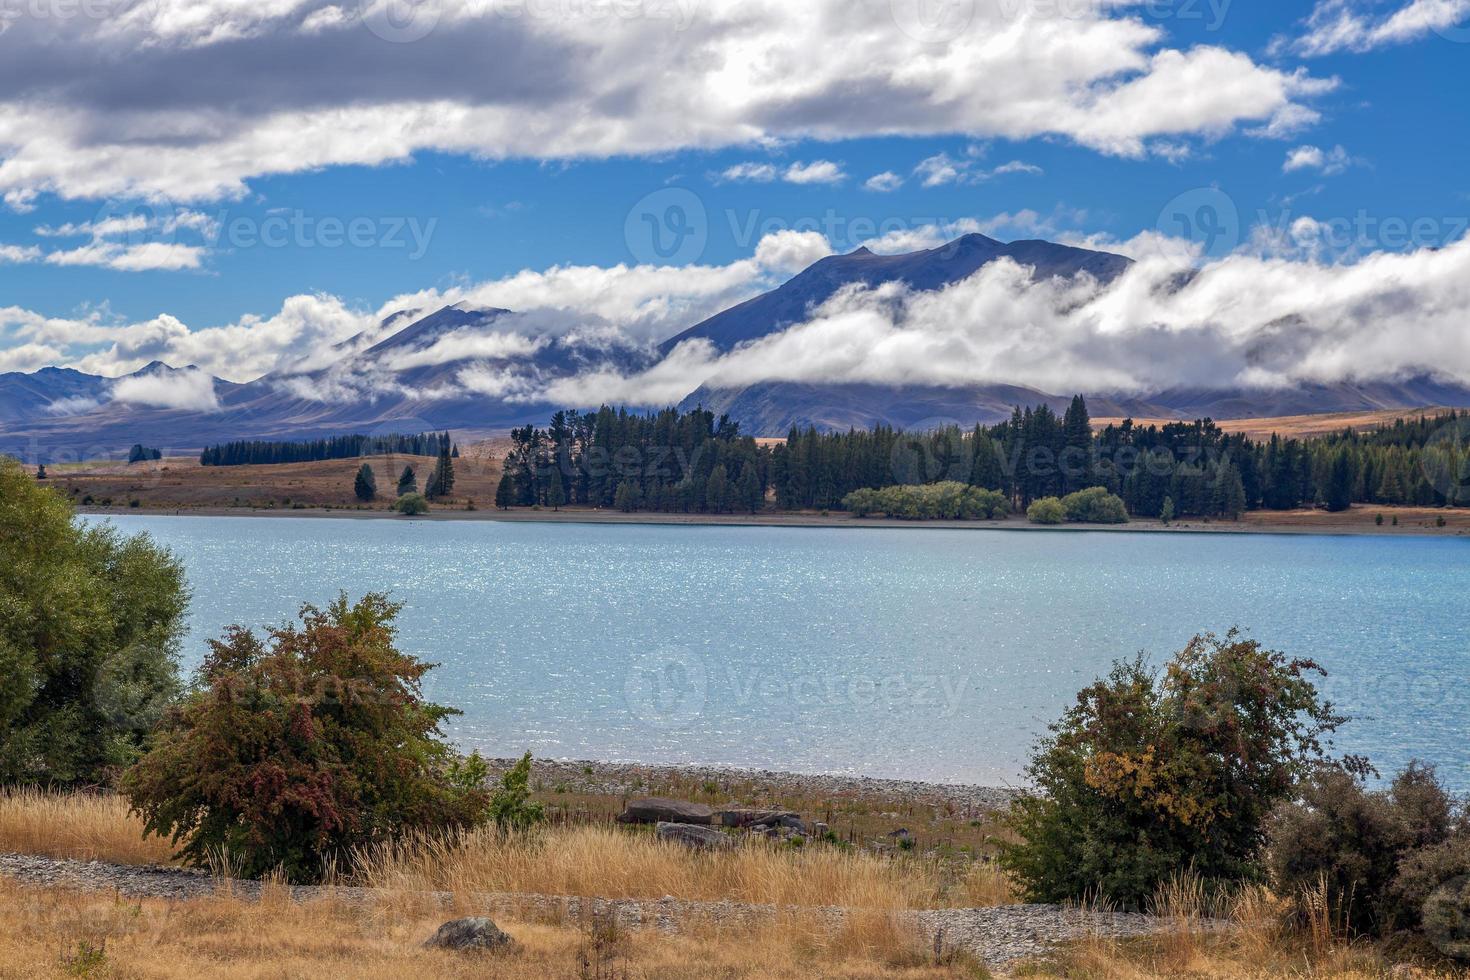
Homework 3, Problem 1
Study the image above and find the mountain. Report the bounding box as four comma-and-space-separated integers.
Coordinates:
661, 234, 1133, 354
0, 305, 651, 461
6, 235, 1470, 459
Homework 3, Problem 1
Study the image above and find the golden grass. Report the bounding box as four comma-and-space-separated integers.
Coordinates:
0, 789, 174, 865
0, 877, 983, 980
357, 824, 1007, 910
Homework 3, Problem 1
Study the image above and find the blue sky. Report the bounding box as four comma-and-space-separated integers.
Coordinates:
1, 0, 1468, 388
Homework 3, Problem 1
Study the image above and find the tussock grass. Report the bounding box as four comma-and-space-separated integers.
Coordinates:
0, 789, 174, 865
356, 824, 991, 910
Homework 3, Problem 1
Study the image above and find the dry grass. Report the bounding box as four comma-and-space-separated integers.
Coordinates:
1021, 873, 1466, 980
0, 790, 174, 866
359, 824, 1006, 910
0, 878, 980, 979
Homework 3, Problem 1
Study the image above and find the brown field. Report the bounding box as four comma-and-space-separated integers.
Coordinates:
1091, 406, 1463, 441
36, 452, 504, 513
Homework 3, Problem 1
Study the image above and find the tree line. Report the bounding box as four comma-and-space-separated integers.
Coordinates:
495, 406, 766, 514
200, 432, 457, 467
496, 401, 1469, 517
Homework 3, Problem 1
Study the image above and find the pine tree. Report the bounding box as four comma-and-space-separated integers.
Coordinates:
397, 465, 417, 497
614, 480, 642, 513
737, 463, 761, 514
425, 440, 455, 500
495, 471, 516, 510
1160, 496, 1175, 525
353, 463, 377, 502
1324, 447, 1354, 513
1061, 395, 1093, 493
705, 464, 729, 514
545, 471, 565, 511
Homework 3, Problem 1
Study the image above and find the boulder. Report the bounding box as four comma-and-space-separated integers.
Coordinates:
616, 798, 714, 825
716, 808, 800, 829
423, 917, 514, 952
655, 822, 735, 851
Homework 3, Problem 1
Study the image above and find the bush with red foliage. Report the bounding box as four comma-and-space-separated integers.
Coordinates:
122, 593, 491, 882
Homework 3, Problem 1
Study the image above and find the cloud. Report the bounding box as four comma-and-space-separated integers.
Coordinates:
1283, 0, 1470, 55
44, 241, 208, 272
863, 171, 904, 192
110, 367, 222, 412
544, 232, 1470, 405
913, 152, 1043, 187
716, 162, 779, 183
1283, 144, 1355, 175
0, 1, 1331, 205
0, 341, 65, 373
0, 243, 40, 264
782, 160, 846, 185
753, 229, 834, 274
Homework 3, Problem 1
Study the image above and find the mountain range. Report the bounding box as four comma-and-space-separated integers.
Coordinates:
5, 233, 1469, 461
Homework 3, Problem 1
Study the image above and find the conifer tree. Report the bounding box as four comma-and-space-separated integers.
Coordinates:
545, 472, 565, 511
397, 465, 417, 497
495, 471, 516, 510
353, 463, 377, 502
737, 463, 761, 514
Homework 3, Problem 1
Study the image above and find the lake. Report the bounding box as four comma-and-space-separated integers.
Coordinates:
99, 515, 1470, 789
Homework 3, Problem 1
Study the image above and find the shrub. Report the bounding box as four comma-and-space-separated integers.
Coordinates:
1026, 497, 1065, 524
394, 492, 429, 515
121, 594, 491, 882
1060, 486, 1129, 524
488, 752, 545, 832
1269, 762, 1469, 937
841, 483, 1008, 520
1000, 630, 1346, 910
0, 457, 188, 786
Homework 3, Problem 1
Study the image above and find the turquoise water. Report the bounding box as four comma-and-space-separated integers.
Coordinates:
99, 516, 1470, 789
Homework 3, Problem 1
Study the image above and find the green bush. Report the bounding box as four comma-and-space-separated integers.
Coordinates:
1269, 762, 1470, 938
489, 751, 545, 832
394, 492, 429, 515
121, 594, 491, 882
1026, 497, 1065, 524
1060, 486, 1129, 524
842, 482, 1008, 520
0, 457, 188, 786
1000, 630, 1345, 910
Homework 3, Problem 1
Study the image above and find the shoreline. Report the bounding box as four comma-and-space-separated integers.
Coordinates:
77, 502, 1470, 538
484, 756, 1019, 812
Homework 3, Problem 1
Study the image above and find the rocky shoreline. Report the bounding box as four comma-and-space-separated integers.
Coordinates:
487, 757, 1020, 812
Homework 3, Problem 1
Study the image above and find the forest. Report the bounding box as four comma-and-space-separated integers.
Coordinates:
200, 432, 456, 467
492, 400, 1470, 518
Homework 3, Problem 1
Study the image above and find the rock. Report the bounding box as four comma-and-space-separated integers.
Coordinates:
423, 917, 515, 952
655, 822, 735, 851
716, 808, 800, 828
617, 798, 714, 825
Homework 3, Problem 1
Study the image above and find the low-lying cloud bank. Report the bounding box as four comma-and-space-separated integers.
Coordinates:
7, 226, 1470, 413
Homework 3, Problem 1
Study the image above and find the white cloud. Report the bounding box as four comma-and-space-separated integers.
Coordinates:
110, 367, 222, 412
1285, 0, 1470, 55
913, 152, 1043, 187
0, 1, 1332, 205
863, 171, 904, 192
753, 229, 834, 274
0, 341, 64, 373
0, 244, 41, 264
549, 235, 1470, 406
782, 160, 847, 185
1283, 144, 1354, 175
44, 241, 208, 272
716, 162, 778, 183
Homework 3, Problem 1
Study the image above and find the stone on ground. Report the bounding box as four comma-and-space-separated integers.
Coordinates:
655, 821, 735, 850
423, 917, 515, 952
616, 797, 714, 825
